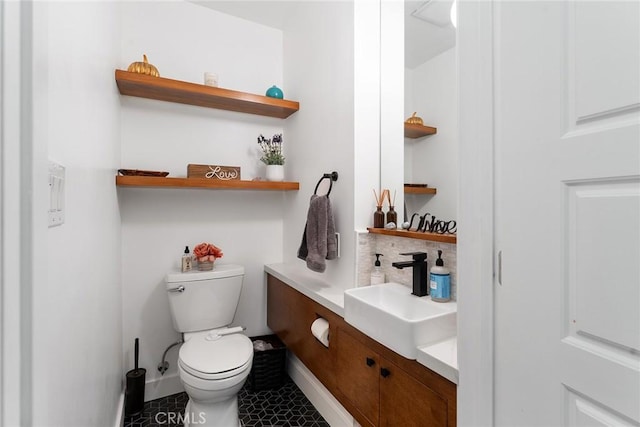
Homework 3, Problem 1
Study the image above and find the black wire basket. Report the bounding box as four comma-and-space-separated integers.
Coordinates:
248, 335, 287, 391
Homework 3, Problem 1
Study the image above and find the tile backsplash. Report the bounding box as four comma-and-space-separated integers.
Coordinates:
356, 232, 457, 300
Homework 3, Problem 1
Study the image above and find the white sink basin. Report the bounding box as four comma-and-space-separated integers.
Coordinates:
344, 282, 457, 359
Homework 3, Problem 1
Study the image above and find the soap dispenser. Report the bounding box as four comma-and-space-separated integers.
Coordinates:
371, 253, 385, 285
429, 250, 450, 302
181, 246, 193, 273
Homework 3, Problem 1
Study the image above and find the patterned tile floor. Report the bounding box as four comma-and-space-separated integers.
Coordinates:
124, 376, 330, 427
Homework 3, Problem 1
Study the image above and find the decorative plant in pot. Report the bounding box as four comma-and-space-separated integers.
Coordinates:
257, 133, 285, 181
193, 242, 223, 271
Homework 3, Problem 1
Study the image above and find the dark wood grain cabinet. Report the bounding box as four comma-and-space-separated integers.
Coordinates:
337, 327, 449, 427
266, 274, 456, 427
336, 328, 381, 426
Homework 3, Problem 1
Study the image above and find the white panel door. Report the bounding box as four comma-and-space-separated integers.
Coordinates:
494, 1, 640, 425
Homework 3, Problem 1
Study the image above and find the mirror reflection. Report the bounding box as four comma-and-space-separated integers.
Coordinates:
403, 0, 458, 223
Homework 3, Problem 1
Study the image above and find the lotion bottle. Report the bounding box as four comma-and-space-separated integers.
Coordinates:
429, 250, 450, 302
181, 246, 193, 273
370, 253, 385, 285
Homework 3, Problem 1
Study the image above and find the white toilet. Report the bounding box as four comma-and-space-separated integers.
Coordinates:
165, 265, 253, 427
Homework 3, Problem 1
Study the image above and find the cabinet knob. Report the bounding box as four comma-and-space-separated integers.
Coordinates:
380, 367, 391, 378
366, 357, 375, 367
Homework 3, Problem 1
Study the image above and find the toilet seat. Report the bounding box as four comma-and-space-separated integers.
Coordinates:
179, 332, 253, 381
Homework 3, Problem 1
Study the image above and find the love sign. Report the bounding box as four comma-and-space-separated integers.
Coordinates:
187, 164, 241, 181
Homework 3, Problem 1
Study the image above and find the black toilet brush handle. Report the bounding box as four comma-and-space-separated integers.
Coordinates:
134, 338, 139, 371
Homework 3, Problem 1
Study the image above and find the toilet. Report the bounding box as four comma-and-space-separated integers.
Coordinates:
165, 265, 253, 427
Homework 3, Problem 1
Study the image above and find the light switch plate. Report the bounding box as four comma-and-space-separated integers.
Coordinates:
48, 161, 65, 227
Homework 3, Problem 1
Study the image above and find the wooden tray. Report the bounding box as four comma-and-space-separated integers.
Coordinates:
118, 169, 169, 177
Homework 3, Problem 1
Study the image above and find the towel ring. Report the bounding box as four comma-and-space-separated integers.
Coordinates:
314, 171, 339, 196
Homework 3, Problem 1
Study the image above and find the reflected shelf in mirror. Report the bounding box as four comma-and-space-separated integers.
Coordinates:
404, 185, 437, 195
404, 123, 437, 139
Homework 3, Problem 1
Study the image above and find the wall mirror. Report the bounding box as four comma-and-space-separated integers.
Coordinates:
391, 0, 458, 224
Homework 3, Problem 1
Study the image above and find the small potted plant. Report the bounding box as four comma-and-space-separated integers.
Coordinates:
193, 242, 223, 271
257, 133, 285, 181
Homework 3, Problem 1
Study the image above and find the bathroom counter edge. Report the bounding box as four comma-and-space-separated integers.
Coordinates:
417, 337, 459, 384
264, 263, 345, 317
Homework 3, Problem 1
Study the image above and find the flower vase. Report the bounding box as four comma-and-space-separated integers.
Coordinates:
197, 260, 214, 271
266, 165, 284, 182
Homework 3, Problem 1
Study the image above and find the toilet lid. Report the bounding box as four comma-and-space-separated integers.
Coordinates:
179, 333, 253, 375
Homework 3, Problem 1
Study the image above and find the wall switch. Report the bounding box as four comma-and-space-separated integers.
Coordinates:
48, 161, 65, 227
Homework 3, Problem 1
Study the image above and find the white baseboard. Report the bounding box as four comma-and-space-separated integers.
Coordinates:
114, 391, 125, 427
287, 353, 354, 427
144, 373, 185, 402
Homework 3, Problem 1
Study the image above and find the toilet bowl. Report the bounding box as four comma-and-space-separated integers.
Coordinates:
177, 330, 253, 427
165, 266, 250, 427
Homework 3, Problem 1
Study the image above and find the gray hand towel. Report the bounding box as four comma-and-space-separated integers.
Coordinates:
297, 195, 337, 272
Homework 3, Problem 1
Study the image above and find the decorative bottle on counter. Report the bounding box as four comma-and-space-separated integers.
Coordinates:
430, 250, 450, 302
386, 205, 397, 227
370, 253, 385, 284
181, 246, 193, 273
374, 206, 385, 228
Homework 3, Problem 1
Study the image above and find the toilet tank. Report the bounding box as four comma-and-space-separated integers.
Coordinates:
165, 265, 245, 333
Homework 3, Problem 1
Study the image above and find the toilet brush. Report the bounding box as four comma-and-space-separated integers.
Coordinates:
124, 338, 146, 416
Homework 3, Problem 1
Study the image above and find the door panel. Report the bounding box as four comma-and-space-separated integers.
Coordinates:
336, 328, 380, 426
379, 360, 447, 427
494, 1, 640, 425
567, 179, 640, 352
567, 389, 638, 427
572, 2, 639, 121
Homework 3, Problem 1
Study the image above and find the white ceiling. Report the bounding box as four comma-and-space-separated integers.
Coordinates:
191, 1, 299, 29
192, 0, 456, 70
405, 0, 456, 69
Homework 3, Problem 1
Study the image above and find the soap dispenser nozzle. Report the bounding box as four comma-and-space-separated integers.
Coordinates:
375, 253, 383, 266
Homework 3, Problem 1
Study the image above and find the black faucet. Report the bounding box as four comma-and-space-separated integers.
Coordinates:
391, 252, 429, 297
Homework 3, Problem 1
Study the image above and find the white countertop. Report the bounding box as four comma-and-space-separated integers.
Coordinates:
264, 263, 346, 317
264, 262, 458, 384
417, 337, 458, 384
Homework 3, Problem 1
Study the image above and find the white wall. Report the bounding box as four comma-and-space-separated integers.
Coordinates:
32, 2, 123, 425
405, 47, 458, 221
281, 2, 356, 288
354, 0, 383, 237
119, 1, 286, 399
380, 0, 406, 224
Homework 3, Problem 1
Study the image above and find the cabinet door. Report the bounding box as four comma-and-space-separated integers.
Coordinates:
336, 328, 380, 426
267, 275, 337, 392
291, 296, 336, 390
379, 360, 448, 427
266, 275, 291, 342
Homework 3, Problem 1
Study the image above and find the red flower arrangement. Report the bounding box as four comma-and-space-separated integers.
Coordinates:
193, 242, 224, 262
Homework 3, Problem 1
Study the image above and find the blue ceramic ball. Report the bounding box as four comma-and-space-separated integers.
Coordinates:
265, 85, 284, 99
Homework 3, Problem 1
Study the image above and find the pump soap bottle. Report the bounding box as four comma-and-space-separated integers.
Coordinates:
181, 246, 193, 273
429, 250, 450, 302
371, 253, 385, 285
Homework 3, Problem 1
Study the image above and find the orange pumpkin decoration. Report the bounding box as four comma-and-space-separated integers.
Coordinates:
405, 112, 424, 126
127, 54, 160, 77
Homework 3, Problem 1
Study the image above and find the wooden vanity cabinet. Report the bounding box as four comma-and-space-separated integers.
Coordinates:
336, 327, 381, 426
337, 327, 449, 427
266, 274, 456, 427
266, 274, 340, 391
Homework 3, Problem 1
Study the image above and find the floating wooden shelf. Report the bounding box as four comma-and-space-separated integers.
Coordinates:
115, 70, 299, 119
404, 123, 437, 139
404, 185, 437, 195
367, 227, 457, 244
116, 176, 300, 191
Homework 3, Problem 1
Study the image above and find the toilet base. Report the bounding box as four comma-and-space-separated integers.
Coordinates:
184, 397, 241, 427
